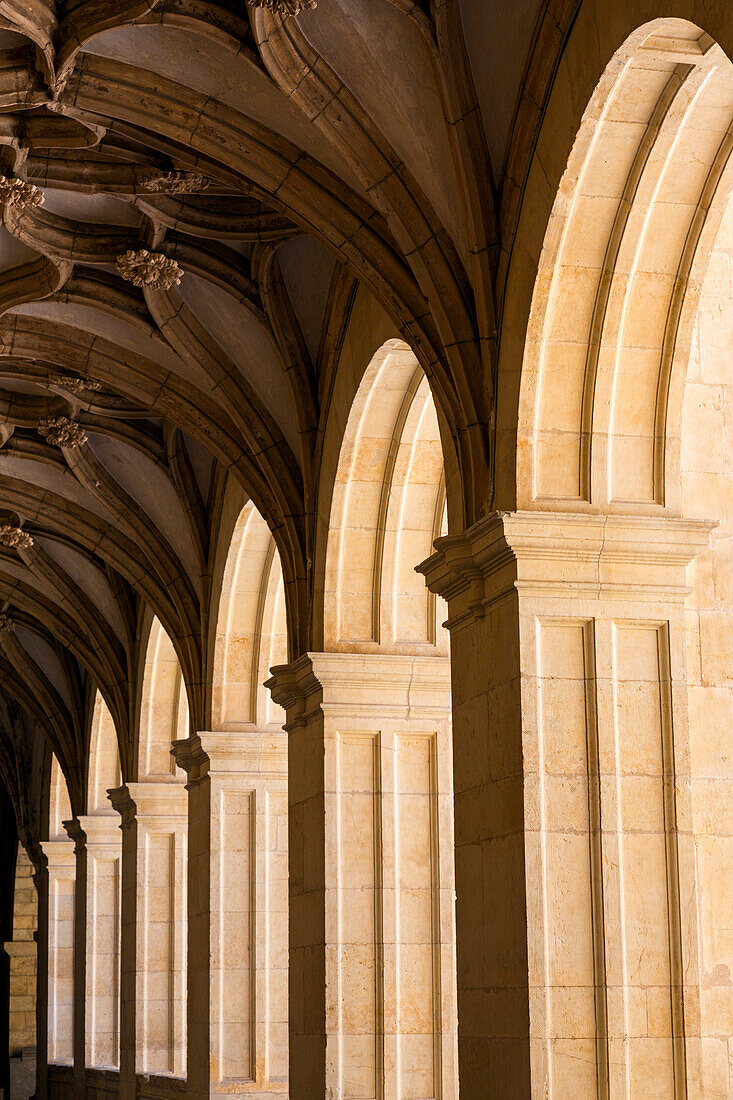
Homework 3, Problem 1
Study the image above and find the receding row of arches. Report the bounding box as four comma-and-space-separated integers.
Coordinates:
31, 329, 453, 1096
2, 12, 731, 1100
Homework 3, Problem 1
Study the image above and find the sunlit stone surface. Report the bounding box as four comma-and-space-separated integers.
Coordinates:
0, 6, 731, 1100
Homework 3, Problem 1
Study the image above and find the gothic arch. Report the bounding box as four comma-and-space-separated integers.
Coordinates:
86, 691, 120, 814
137, 616, 189, 783
48, 755, 71, 841
518, 19, 733, 509
44, 754, 74, 1070
210, 497, 287, 732
498, 8, 733, 511
323, 336, 448, 653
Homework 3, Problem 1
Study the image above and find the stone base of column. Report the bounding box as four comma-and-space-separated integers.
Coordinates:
47, 1062, 74, 1098
136, 1072, 186, 1098
85, 1065, 121, 1099
8, 1045, 35, 1100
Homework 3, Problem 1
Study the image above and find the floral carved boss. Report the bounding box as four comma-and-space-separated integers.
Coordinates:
116, 249, 183, 290
0, 526, 33, 550
249, 0, 317, 14
0, 177, 44, 210
38, 416, 87, 448
140, 172, 210, 194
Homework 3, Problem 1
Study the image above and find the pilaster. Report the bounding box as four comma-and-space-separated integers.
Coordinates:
73, 814, 122, 1073
267, 653, 458, 1100
172, 730, 288, 1098
39, 837, 76, 1070
418, 510, 713, 1099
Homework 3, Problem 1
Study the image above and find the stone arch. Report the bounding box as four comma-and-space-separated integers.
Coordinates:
86, 691, 120, 814
210, 500, 287, 731
514, 18, 733, 511
81, 692, 123, 1073
137, 616, 189, 782
311, 287, 462, 652
497, 9, 733, 509
324, 337, 448, 653
678, 188, 733, 1092
44, 754, 75, 1071
48, 755, 71, 841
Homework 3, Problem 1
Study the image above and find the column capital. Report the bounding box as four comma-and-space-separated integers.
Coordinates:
22, 836, 46, 878
267, 651, 451, 726
4, 939, 36, 959
171, 729, 287, 783
418, 509, 715, 626
73, 814, 121, 846
39, 837, 75, 871
61, 817, 86, 855
107, 781, 187, 826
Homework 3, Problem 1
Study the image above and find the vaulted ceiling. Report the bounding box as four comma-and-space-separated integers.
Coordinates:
0, 0, 577, 830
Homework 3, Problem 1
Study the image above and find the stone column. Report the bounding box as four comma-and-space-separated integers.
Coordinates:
267, 653, 458, 1100
172, 731, 288, 1099
418, 511, 712, 1099
108, 783, 187, 1098
39, 838, 76, 1070
67, 815, 123, 1075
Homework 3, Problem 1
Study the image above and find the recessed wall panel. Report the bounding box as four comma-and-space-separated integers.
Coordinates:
536, 619, 606, 1096
395, 733, 438, 1100
218, 788, 254, 1081
612, 622, 683, 1098
142, 832, 174, 1074
338, 733, 381, 1100
88, 853, 120, 1068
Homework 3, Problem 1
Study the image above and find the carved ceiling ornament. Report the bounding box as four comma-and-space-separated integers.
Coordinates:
140, 171, 210, 195
116, 249, 183, 290
0, 526, 33, 550
249, 0, 317, 14
0, 176, 44, 210
0, 613, 14, 636
38, 415, 87, 448
48, 374, 102, 394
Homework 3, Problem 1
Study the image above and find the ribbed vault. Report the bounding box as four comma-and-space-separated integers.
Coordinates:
0, 0, 500, 824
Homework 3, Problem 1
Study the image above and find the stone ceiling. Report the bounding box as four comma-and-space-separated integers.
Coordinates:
0, 0, 566, 830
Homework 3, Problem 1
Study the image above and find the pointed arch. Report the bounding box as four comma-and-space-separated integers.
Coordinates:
323, 338, 448, 654
48, 754, 71, 840
500, 15, 733, 514
87, 691, 121, 814
210, 499, 287, 731
137, 617, 189, 782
